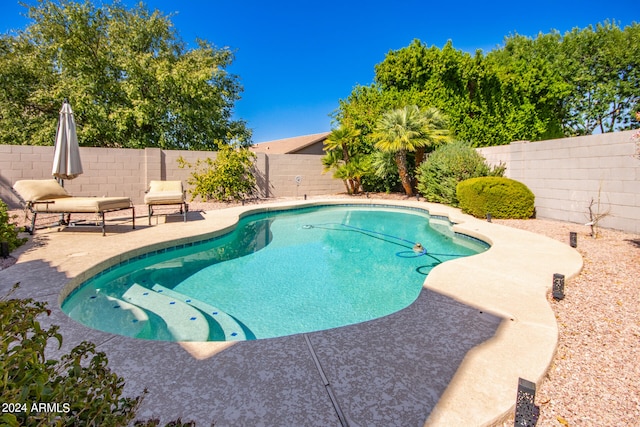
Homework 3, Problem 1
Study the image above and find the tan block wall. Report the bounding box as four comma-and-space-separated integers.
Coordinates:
0, 146, 149, 207
264, 153, 345, 197
1, 146, 343, 207
478, 130, 640, 233
3, 130, 638, 233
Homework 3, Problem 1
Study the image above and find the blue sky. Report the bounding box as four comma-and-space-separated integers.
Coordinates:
1, 1, 637, 143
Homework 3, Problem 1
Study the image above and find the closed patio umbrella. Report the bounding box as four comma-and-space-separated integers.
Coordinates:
52, 99, 83, 182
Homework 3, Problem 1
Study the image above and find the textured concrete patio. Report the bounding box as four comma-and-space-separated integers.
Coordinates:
0, 199, 583, 426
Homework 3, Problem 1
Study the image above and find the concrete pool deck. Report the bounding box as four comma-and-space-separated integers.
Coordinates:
0, 199, 583, 426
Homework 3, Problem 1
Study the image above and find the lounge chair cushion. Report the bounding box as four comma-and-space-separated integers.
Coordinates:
30, 197, 132, 213
13, 179, 132, 213
12, 179, 135, 236
14, 179, 71, 201
144, 180, 185, 205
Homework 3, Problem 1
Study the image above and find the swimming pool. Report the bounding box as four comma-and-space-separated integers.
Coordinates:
61, 205, 489, 341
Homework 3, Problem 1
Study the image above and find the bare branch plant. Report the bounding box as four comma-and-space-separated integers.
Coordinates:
586, 184, 610, 238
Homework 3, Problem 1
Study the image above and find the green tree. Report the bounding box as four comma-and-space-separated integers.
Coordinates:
337, 23, 640, 153
321, 150, 349, 193
322, 125, 367, 194
333, 84, 425, 141
414, 107, 450, 165
557, 21, 640, 135
324, 126, 360, 163
374, 39, 566, 146
369, 150, 400, 193
179, 145, 257, 202
0, 0, 250, 149
371, 105, 446, 196
484, 32, 569, 140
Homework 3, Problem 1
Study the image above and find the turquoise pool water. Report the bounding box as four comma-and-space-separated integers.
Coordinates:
62, 205, 488, 341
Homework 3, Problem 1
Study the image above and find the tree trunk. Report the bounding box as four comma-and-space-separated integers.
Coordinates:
342, 179, 351, 194
415, 147, 425, 166
395, 150, 413, 196
348, 179, 357, 194
341, 143, 350, 162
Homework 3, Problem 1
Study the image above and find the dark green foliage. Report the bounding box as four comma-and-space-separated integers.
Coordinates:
373, 39, 565, 146
337, 22, 640, 150
0, 0, 251, 149
416, 141, 504, 206
0, 200, 27, 252
322, 126, 369, 194
365, 150, 401, 193
554, 21, 640, 135
456, 177, 535, 219
179, 146, 257, 202
0, 284, 144, 426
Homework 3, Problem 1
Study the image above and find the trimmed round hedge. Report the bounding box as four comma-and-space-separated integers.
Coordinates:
456, 177, 535, 219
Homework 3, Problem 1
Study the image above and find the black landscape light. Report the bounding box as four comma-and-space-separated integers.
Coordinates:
514, 377, 539, 426
0, 242, 8, 258
553, 273, 565, 300
486, 212, 492, 222
569, 232, 577, 248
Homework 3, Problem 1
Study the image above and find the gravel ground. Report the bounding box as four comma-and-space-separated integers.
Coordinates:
493, 218, 640, 427
4, 194, 640, 426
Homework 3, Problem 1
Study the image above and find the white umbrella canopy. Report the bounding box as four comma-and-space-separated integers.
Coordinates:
52, 99, 83, 181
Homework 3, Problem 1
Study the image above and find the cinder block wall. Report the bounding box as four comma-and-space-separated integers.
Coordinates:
478, 130, 640, 233
3, 131, 638, 233
1, 146, 343, 208
1, 146, 149, 207
264, 153, 344, 197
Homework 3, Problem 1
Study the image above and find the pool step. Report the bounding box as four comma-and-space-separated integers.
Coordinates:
122, 283, 209, 342
152, 284, 246, 341
67, 292, 150, 338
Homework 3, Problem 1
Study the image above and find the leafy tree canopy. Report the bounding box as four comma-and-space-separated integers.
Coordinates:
337, 21, 640, 147
0, 0, 251, 149
373, 39, 567, 146
371, 105, 450, 196
553, 21, 640, 135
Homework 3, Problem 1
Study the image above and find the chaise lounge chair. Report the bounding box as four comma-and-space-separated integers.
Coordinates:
13, 179, 135, 236
144, 180, 188, 225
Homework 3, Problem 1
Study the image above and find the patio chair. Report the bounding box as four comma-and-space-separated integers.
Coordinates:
13, 179, 135, 236
144, 180, 188, 225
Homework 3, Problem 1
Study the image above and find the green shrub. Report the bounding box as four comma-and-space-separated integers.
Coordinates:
456, 176, 535, 219
365, 151, 401, 193
0, 284, 144, 426
179, 145, 257, 202
416, 141, 504, 206
0, 200, 27, 253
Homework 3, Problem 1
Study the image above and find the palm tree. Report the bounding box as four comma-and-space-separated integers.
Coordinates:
324, 126, 360, 164
370, 150, 398, 193
415, 107, 450, 166
321, 150, 352, 193
372, 105, 449, 196
323, 126, 364, 194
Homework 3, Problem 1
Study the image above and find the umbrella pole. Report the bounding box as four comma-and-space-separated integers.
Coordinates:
56, 178, 66, 224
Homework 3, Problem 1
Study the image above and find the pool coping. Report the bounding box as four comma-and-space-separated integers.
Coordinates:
2, 198, 583, 426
